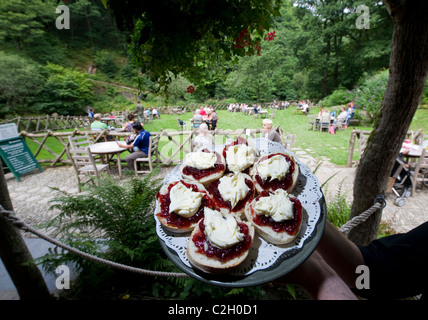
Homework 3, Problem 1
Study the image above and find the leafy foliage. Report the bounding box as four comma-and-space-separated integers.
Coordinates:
46, 173, 163, 267
319, 88, 351, 108
34, 63, 94, 115
351, 69, 389, 122
104, 0, 281, 89
0, 53, 44, 117
0, 0, 54, 50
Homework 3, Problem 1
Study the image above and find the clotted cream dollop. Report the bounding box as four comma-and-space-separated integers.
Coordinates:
257, 154, 290, 181
168, 182, 203, 218
184, 151, 217, 169
253, 189, 294, 222
225, 144, 255, 173
217, 173, 250, 208
203, 208, 244, 249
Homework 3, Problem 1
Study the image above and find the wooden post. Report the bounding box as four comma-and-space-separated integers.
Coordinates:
346, 129, 357, 167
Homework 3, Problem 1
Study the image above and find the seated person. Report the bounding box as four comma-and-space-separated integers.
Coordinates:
318, 107, 330, 118
88, 107, 95, 118
262, 119, 282, 143
152, 108, 160, 119
90, 113, 112, 141
336, 107, 349, 127
193, 123, 214, 150
121, 114, 137, 146
337, 107, 348, 121
209, 109, 218, 130
122, 114, 136, 132
192, 109, 203, 128
90, 114, 108, 130
199, 108, 207, 120
301, 102, 310, 115
117, 122, 151, 170
346, 103, 355, 126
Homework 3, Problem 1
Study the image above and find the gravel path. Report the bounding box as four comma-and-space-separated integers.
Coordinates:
4, 148, 428, 236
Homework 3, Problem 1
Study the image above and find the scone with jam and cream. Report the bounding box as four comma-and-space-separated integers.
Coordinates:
251, 152, 299, 194
187, 207, 254, 273
245, 189, 302, 244
223, 137, 256, 174
155, 180, 214, 233
207, 172, 255, 218
180, 149, 226, 185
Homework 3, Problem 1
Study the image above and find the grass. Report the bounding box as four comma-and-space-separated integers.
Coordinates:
23, 105, 428, 167
148, 108, 371, 166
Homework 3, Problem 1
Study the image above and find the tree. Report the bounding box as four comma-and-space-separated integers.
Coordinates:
0, 53, 44, 117
0, 0, 54, 50
103, 0, 281, 90
34, 63, 94, 115
290, 0, 393, 99
348, 0, 428, 245
0, 163, 51, 300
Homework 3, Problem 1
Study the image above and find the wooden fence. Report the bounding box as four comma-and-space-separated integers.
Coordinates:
0, 99, 307, 133
346, 128, 424, 167
0, 115, 92, 134
19, 126, 295, 168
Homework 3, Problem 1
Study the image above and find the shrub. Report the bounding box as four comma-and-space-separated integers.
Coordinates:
34, 63, 94, 115
351, 69, 389, 123
0, 53, 44, 117
319, 88, 350, 108
94, 50, 119, 79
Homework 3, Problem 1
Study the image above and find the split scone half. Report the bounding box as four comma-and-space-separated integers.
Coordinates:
187, 207, 254, 273
207, 172, 255, 218
251, 152, 299, 194
180, 148, 226, 185
245, 189, 303, 245
155, 179, 214, 233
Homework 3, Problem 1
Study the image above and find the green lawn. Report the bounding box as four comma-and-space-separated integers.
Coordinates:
24, 105, 428, 167
145, 107, 373, 166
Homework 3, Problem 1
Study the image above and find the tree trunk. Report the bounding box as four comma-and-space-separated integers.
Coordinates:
348, 0, 428, 245
0, 163, 52, 300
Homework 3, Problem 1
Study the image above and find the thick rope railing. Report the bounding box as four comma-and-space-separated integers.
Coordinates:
1, 196, 385, 278
0, 205, 188, 278
338, 195, 386, 235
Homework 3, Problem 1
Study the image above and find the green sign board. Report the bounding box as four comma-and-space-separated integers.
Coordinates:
0, 124, 42, 181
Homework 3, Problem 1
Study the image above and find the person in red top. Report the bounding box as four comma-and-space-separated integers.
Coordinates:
199, 108, 207, 119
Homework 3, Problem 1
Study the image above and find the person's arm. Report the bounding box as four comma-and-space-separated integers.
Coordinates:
284, 250, 358, 300
316, 221, 364, 288
280, 221, 364, 299
118, 133, 140, 149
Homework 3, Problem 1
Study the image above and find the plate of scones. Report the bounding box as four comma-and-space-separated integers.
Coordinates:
154, 137, 326, 287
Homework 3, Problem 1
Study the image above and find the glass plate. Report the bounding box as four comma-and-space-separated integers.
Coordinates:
155, 138, 326, 287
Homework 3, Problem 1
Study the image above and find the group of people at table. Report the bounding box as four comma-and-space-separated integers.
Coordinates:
191, 106, 219, 130
315, 103, 355, 131
88, 113, 151, 174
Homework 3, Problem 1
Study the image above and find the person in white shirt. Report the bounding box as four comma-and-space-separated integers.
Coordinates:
193, 123, 214, 150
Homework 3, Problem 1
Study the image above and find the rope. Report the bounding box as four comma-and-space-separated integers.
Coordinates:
338, 195, 386, 235
0, 206, 188, 278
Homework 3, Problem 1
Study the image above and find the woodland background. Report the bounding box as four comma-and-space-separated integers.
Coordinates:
2, 0, 427, 120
